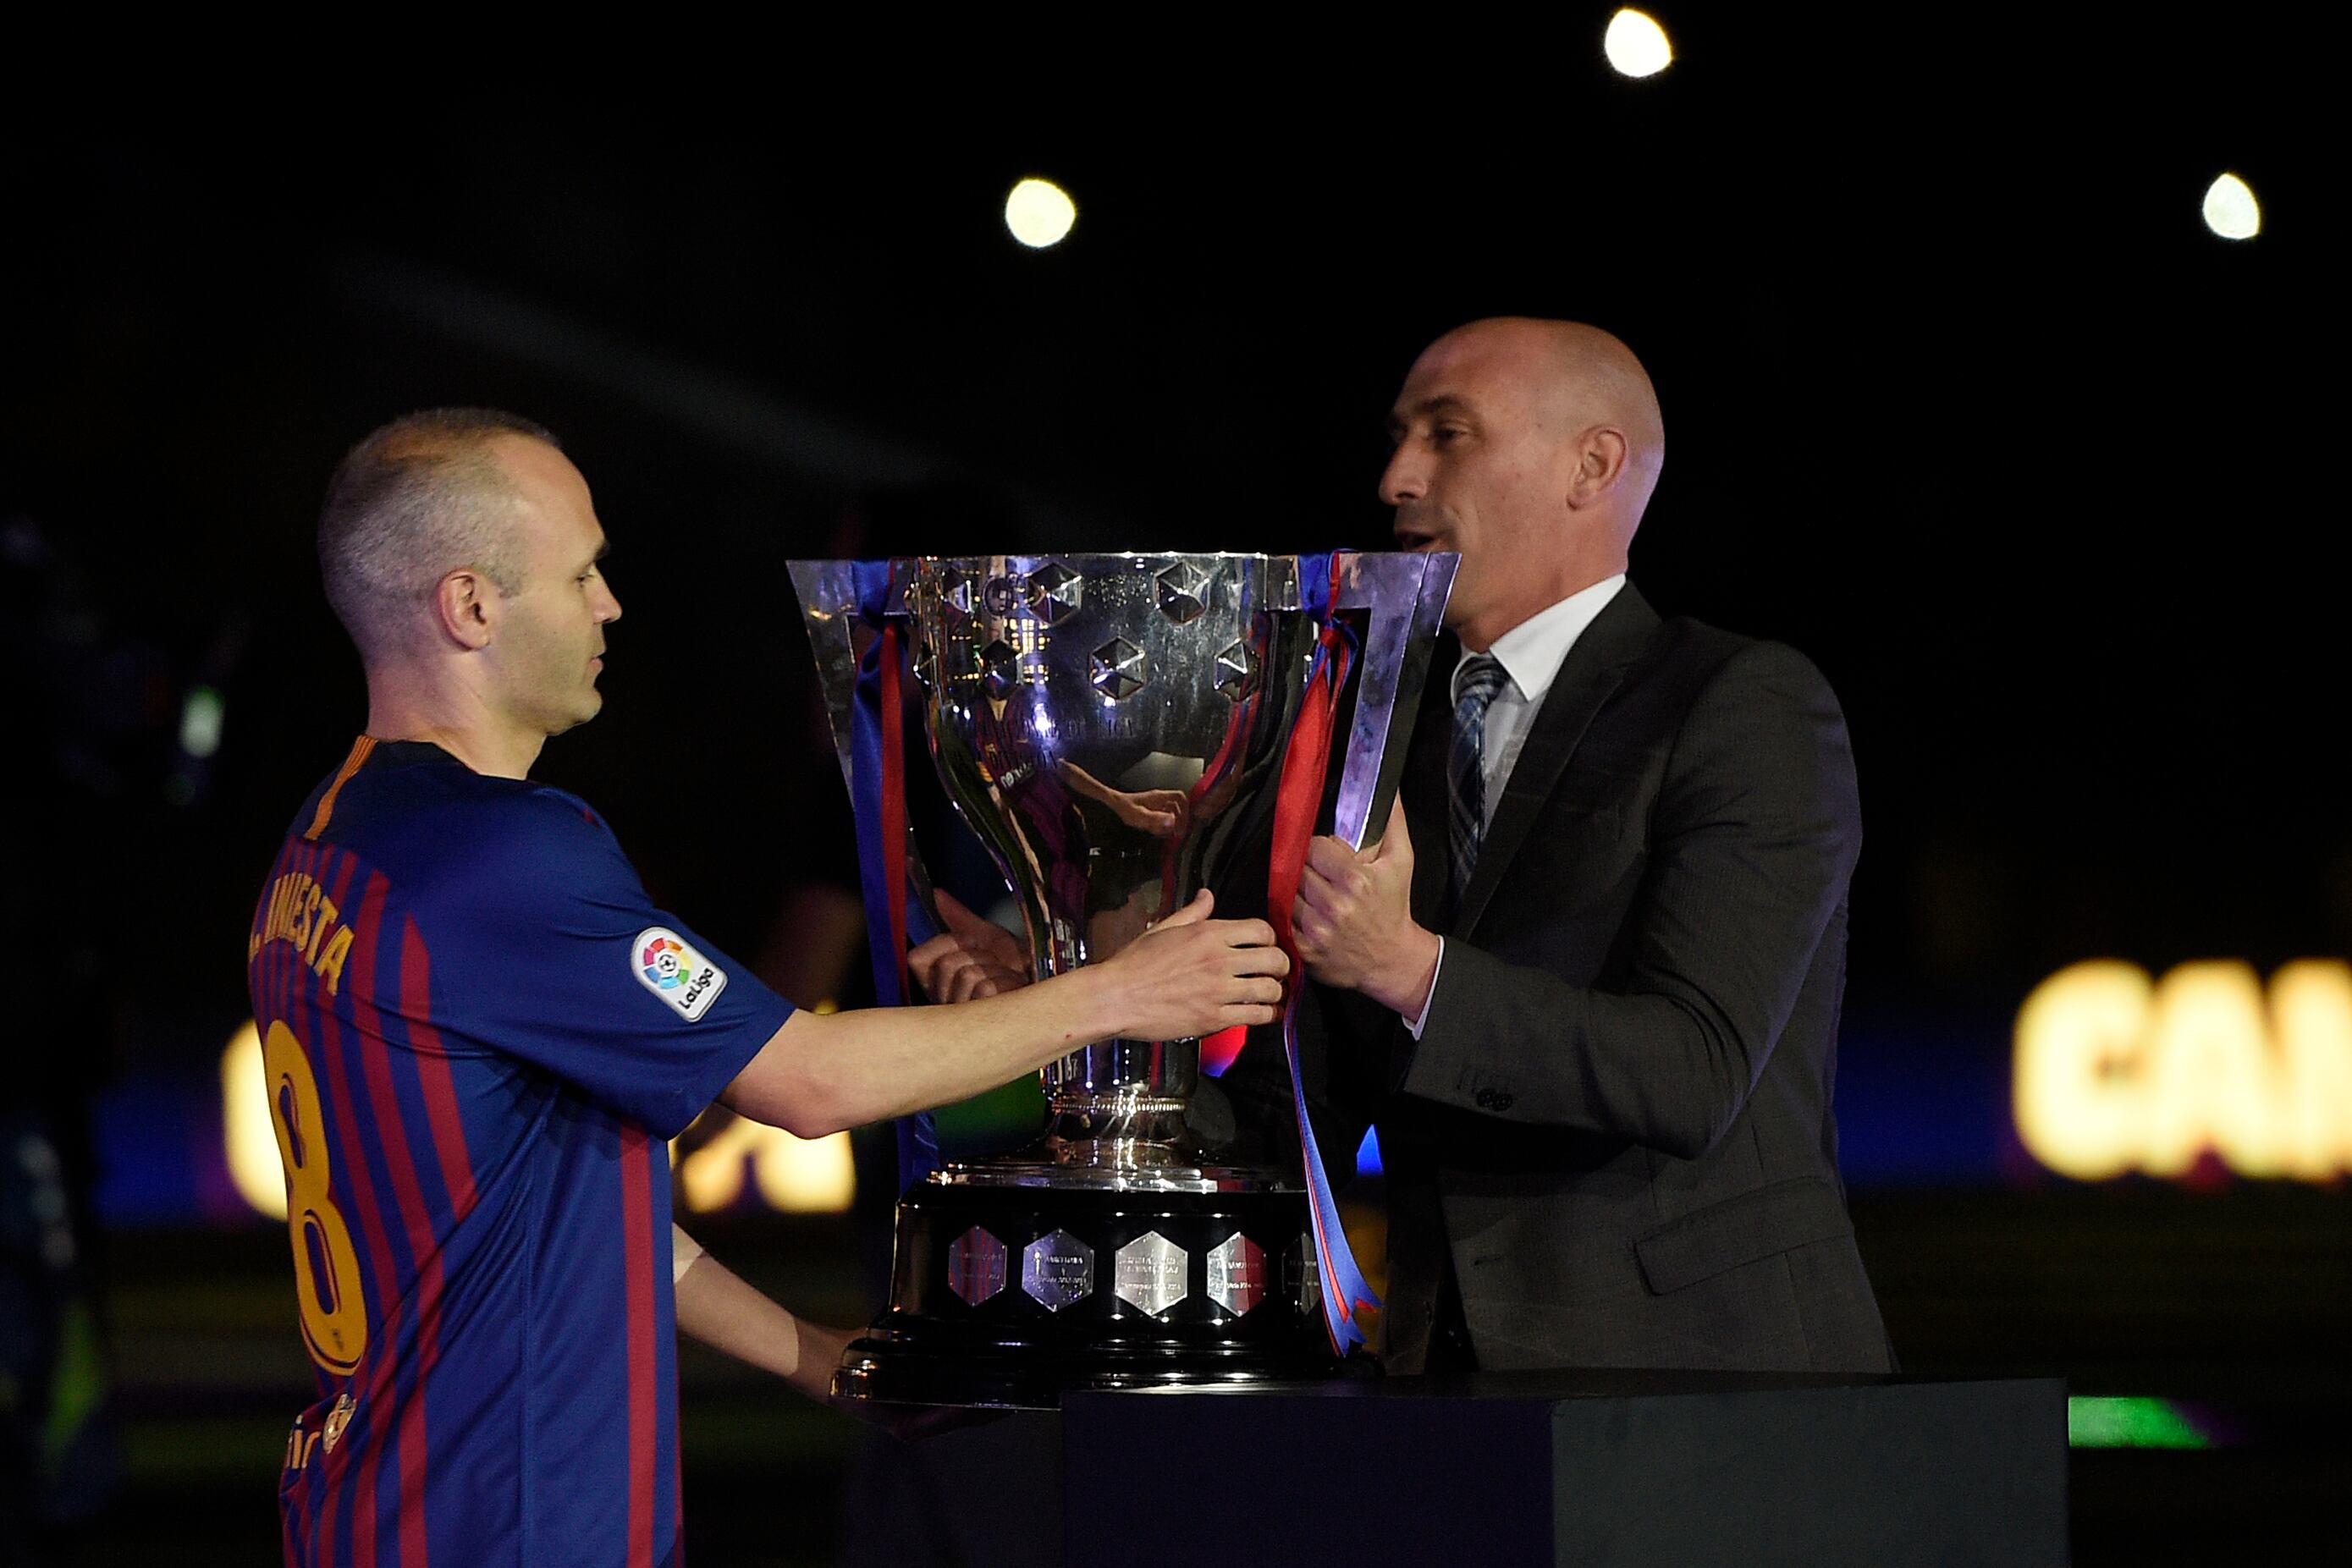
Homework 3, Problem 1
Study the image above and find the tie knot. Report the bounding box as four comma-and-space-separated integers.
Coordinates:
1456, 653, 1510, 717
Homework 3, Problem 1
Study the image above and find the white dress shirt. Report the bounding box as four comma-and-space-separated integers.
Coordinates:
1403, 575, 1628, 1035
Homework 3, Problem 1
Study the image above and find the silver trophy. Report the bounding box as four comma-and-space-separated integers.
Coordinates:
791, 551, 1454, 1406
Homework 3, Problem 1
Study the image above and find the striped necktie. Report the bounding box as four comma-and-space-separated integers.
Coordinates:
1448, 652, 1511, 902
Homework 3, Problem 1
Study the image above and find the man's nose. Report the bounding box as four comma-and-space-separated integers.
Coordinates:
596, 580, 623, 623
1379, 445, 1426, 507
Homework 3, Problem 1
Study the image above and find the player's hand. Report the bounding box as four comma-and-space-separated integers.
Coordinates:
1105, 786, 1192, 839
908, 889, 1032, 1003
811, 1321, 1012, 1442
1056, 761, 1193, 839
785, 1318, 862, 1405
1099, 889, 1287, 1040
1293, 798, 1440, 1016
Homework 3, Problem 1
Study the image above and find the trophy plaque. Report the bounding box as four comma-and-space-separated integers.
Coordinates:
790, 551, 1454, 1408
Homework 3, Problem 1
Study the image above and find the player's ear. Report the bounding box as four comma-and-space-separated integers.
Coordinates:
433, 568, 499, 652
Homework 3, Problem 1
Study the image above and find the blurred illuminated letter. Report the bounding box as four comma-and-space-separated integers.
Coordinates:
678, 1114, 855, 1214
2141, 962, 2278, 1176
2268, 960, 2352, 1177
222, 1021, 289, 1220
2013, 960, 2151, 1179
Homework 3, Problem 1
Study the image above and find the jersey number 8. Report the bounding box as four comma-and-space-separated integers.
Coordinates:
263, 1020, 370, 1375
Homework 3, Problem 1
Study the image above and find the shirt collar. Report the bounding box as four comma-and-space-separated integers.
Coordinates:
1455, 575, 1629, 707
367, 737, 470, 772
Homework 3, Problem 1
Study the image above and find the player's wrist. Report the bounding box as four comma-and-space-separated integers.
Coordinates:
1050, 962, 1126, 1049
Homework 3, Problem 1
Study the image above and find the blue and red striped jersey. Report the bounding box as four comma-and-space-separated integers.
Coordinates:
249, 737, 792, 1568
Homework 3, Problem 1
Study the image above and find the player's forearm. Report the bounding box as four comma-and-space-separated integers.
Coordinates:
722, 966, 1121, 1136
725, 897, 1283, 1134
672, 1230, 841, 1403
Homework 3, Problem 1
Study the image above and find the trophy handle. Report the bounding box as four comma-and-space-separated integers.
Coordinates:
787, 558, 865, 792
786, 558, 946, 935
1329, 551, 1458, 850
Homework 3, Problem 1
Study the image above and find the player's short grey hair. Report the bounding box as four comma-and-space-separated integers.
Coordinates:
317, 409, 559, 657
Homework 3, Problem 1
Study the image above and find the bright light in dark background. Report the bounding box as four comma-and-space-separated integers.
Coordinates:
178, 684, 225, 757
2202, 172, 2261, 238
1005, 177, 1077, 248
1606, 8, 1674, 77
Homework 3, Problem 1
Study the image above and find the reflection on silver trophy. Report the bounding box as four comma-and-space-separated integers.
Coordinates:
791, 551, 1454, 1406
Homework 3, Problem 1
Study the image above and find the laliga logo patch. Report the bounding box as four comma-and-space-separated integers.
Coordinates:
633, 927, 726, 1021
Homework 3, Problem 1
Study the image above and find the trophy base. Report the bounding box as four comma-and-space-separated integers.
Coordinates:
832, 1159, 1351, 1410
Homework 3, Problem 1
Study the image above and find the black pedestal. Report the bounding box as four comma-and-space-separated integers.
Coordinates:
1058, 1371, 2069, 1568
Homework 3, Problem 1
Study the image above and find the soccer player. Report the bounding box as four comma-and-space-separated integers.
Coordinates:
251, 410, 1286, 1567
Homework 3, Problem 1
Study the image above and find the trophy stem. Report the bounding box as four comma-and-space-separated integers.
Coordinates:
1042, 1102, 1195, 1169
1038, 1035, 1199, 1107
1035, 1033, 1200, 1168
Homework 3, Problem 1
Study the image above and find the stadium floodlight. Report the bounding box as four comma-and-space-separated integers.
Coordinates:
1605, 8, 1673, 77
2202, 173, 2261, 240
1005, 178, 1078, 248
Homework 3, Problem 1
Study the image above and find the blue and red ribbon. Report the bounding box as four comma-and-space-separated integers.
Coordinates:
1266, 550, 1381, 1356
846, 560, 942, 1192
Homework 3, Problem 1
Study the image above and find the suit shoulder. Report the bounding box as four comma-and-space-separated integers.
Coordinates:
1659, 619, 1840, 706
1644, 622, 1859, 821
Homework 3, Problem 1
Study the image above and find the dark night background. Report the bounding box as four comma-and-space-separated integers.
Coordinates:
3, 11, 2343, 1564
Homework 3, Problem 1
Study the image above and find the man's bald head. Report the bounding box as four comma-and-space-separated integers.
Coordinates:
318, 409, 559, 659
1382, 317, 1665, 649
1421, 317, 1664, 530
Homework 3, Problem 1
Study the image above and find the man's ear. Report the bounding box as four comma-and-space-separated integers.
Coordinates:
1564, 426, 1630, 510
432, 569, 499, 651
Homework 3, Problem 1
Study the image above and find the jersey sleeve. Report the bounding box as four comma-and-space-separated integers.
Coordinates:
421, 788, 795, 1138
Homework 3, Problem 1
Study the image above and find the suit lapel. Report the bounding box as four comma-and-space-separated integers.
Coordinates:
1405, 638, 1457, 930
1454, 584, 1662, 935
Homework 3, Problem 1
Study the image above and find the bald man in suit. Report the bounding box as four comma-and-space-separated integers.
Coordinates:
1230, 317, 1893, 1375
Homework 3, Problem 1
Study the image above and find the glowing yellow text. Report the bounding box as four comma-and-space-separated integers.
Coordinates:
2015, 960, 2352, 1181
675, 1114, 857, 1214
224, 1021, 289, 1219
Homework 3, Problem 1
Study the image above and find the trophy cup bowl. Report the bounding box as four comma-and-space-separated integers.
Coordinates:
790, 551, 1453, 1407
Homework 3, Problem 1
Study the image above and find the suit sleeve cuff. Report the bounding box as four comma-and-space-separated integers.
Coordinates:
1401, 938, 1444, 1040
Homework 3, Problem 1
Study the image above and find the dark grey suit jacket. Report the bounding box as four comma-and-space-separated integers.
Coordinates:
1217, 582, 1892, 1375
